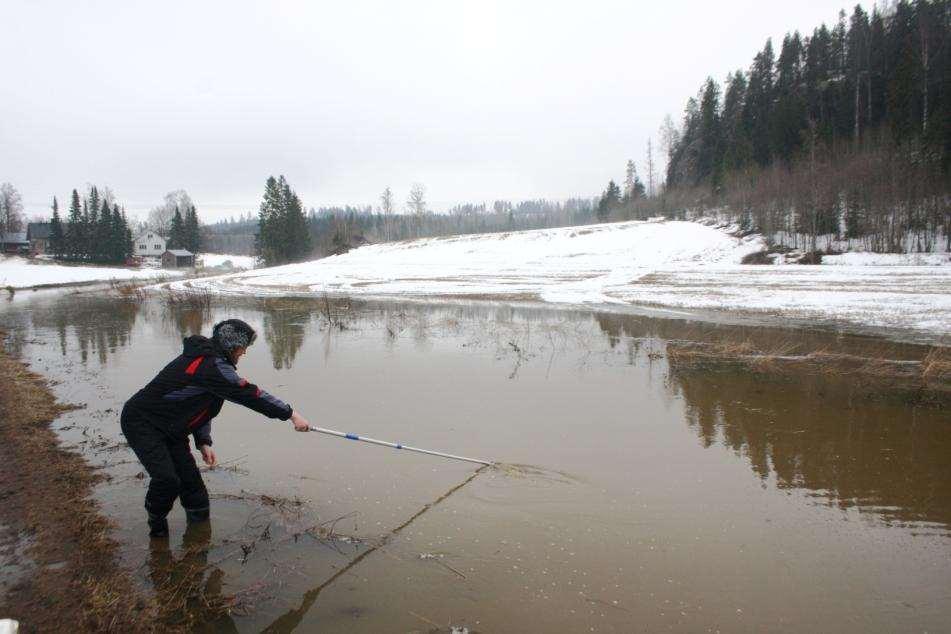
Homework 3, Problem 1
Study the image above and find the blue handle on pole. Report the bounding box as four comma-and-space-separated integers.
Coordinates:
310, 426, 492, 466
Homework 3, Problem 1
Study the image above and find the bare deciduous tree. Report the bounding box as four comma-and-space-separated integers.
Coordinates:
624, 160, 637, 200
407, 183, 426, 237
380, 186, 394, 241
0, 183, 24, 246
659, 114, 680, 163
645, 138, 656, 198
148, 190, 194, 234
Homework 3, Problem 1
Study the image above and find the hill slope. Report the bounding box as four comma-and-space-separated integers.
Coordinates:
171, 220, 951, 339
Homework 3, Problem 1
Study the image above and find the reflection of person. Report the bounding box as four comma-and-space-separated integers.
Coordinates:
121, 319, 310, 538
148, 520, 238, 632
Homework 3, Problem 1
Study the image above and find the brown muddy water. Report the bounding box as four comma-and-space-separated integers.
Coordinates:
1, 290, 949, 633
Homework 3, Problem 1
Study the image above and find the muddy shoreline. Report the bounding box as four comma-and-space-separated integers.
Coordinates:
0, 334, 157, 632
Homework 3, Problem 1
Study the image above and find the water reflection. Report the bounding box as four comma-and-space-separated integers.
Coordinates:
0, 308, 30, 356
165, 305, 212, 339
260, 299, 312, 370
670, 366, 951, 532
29, 296, 141, 364
593, 311, 927, 361
147, 521, 237, 632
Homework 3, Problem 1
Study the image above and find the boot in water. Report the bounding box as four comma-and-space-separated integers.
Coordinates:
148, 512, 169, 538
185, 507, 210, 523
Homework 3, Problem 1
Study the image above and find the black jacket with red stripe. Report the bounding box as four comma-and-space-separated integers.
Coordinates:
122, 335, 293, 447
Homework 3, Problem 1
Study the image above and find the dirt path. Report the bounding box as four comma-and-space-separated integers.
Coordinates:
0, 335, 157, 632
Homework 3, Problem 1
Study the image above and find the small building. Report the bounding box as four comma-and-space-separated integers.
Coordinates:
162, 249, 195, 268
0, 231, 30, 255
134, 231, 167, 258
27, 222, 52, 255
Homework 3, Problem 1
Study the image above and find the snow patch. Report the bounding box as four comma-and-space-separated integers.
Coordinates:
199, 253, 257, 270
0, 256, 183, 289
822, 252, 951, 267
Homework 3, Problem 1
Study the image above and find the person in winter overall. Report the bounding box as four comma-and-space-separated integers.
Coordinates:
121, 319, 310, 538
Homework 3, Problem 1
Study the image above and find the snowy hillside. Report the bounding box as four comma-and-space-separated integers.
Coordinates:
0, 256, 183, 289
168, 219, 951, 337
174, 220, 763, 302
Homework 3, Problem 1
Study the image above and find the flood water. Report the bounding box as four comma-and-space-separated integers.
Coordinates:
1, 289, 949, 632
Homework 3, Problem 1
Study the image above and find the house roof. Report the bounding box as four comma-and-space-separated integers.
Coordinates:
0, 232, 29, 244
27, 222, 52, 239
165, 249, 193, 256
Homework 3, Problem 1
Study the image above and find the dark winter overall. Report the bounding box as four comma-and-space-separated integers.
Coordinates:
121, 330, 292, 532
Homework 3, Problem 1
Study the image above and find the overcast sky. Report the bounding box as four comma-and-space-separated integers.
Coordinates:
2, 0, 854, 222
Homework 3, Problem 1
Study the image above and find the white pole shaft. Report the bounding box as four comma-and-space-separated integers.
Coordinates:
308, 426, 492, 466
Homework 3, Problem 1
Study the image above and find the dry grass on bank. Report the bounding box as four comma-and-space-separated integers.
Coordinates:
0, 336, 159, 632
161, 287, 212, 311
0, 334, 242, 631
667, 339, 951, 403
110, 279, 150, 300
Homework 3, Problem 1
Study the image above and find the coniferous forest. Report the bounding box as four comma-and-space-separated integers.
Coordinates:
255, 176, 313, 266
165, 205, 202, 253
48, 186, 135, 264
659, 0, 950, 252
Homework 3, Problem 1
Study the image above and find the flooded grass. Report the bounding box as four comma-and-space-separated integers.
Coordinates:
109, 279, 150, 300
162, 287, 213, 311
667, 339, 951, 405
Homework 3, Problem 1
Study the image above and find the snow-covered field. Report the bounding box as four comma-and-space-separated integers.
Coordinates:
199, 253, 257, 270
822, 252, 950, 266
167, 220, 951, 337
0, 256, 183, 289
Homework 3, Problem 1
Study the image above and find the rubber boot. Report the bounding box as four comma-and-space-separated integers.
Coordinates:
184, 507, 210, 523
148, 512, 169, 538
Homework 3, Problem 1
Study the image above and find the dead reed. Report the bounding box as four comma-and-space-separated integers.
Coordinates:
110, 279, 149, 300
319, 293, 351, 330
162, 288, 213, 311
667, 338, 951, 403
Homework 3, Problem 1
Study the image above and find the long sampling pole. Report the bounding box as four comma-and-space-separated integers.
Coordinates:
308, 426, 493, 466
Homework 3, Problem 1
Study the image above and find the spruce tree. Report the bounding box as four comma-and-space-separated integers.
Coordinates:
743, 39, 774, 166
805, 25, 834, 140
79, 200, 91, 261
49, 197, 65, 259
772, 32, 806, 161
168, 207, 185, 249
184, 205, 201, 253
867, 10, 887, 129
97, 200, 112, 263
721, 71, 750, 171
885, 1, 920, 139
120, 209, 134, 260
847, 6, 871, 139
257, 176, 284, 265
697, 77, 723, 185
65, 189, 82, 261
256, 175, 312, 265
280, 177, 311, 261
86, 187, 100, 261
597, 181, 621, 222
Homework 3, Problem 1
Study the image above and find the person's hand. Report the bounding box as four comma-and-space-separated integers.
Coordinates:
290, 411, 310, 432
200, 445, 217, 467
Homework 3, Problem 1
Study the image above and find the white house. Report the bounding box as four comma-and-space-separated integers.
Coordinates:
134, 231, 167, 258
